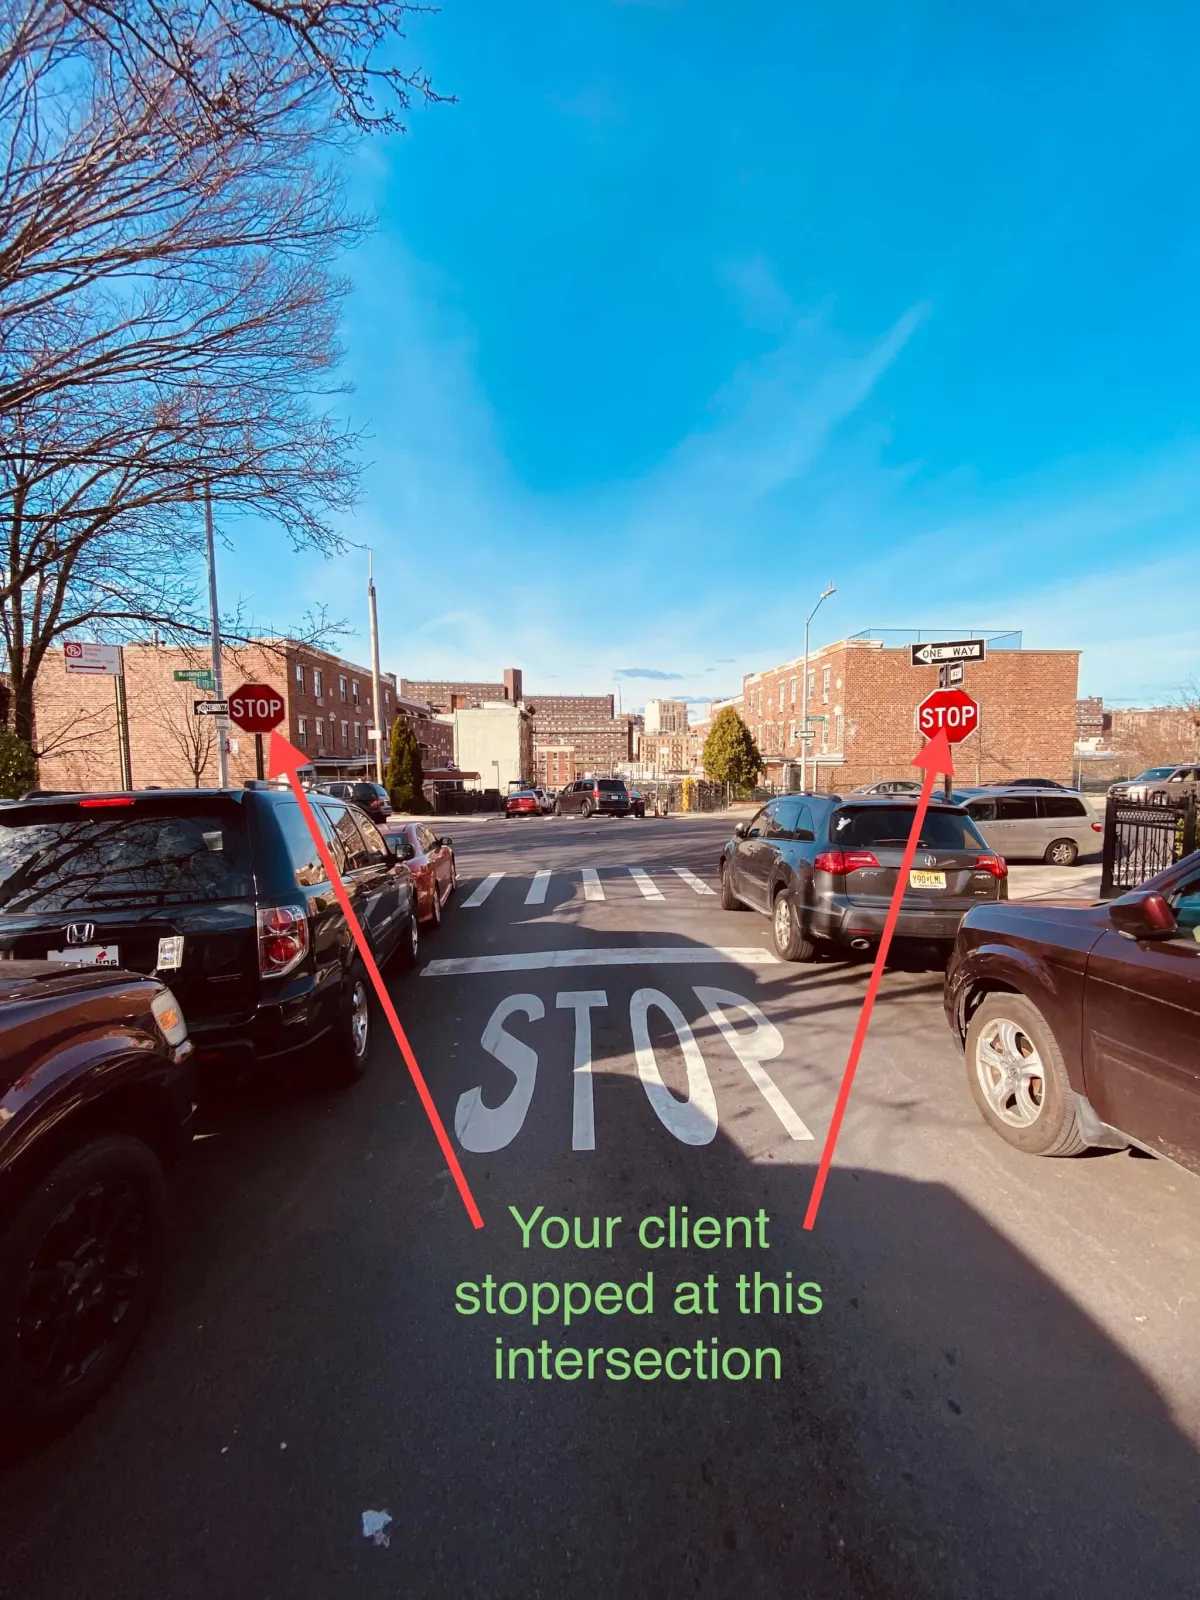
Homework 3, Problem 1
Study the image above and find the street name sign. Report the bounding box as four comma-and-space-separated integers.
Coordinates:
228, 683, 285, 733
174, 667, 215, 689
916, 687, 980, 744
64, 641, 122, 676
938, 662, 966, 688
909, 638, 987, 667
194, 699, 229, 717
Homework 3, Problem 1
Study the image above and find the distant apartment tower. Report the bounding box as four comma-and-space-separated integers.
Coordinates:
399, 667, 522, 713
644, 698, 690, 735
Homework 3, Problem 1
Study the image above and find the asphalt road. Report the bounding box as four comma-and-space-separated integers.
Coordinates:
2, 815, 1198, 1599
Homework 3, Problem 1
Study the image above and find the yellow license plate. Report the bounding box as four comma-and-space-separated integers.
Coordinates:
908, 870, 946, 889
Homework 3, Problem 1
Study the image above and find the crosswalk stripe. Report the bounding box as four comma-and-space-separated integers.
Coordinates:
462, 871, 505, 908
582, 868, 605, 901
629, 866, 664, 900
672, 866, 715, 896
525, 869, 551, 905
423, 946, 781, 976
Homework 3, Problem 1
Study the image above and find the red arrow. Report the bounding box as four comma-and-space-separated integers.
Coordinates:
803, 730, 956, 1231
269, 733, 484, 1230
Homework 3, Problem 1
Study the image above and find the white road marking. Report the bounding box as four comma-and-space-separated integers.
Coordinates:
673, 866, 715, 896
525, 869, 551, 905
462, 871, 505, 908
630, 988, 718, 1146
423, 946, 780, 977
455, 994, 543, 1151
582, 868, 605, 901
629, 866, 664, 900
556, 991, 607, 1150
695, 986, 813, 1141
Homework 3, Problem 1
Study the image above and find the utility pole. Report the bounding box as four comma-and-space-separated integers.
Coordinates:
800, 582, 836, 791
205, 484, 230, 787
367, 550, 385, 786
114, 648, 133, 788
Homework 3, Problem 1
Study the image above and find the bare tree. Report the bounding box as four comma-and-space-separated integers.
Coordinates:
144, 671, 216, 785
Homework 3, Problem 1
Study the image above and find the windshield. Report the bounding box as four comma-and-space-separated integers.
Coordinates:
0, 807, 254, 912
830, 806, 987, 851
1135, 767, 1177, 781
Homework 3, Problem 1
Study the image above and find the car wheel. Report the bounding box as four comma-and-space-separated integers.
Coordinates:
320, 963, 372, 1087
0, 1135, 166, 1432
772, 890, 817, 962
581, 800, 593, 819
719, 862, 741, 911
1044, 838, 1078, 866
396, 911, 420, 971
964, 993, 1087, 1156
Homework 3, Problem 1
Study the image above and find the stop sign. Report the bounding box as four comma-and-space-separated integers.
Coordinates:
916, 687, 979, 744
228, 682, 285, 733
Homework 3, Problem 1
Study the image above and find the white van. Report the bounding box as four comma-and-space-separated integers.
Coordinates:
958, 787, 1101, 865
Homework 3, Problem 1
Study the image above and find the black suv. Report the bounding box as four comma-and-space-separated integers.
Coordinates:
312, 780, 393, 824
554, 778, 631, 818
719, 793, 1007, 961
0, 787, 419, 1086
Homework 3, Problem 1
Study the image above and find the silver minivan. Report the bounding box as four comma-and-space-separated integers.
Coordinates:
958, 787, 1101, 865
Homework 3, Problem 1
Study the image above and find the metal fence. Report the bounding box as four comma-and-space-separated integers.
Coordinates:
1099, 791, 1197, 898
637, 780, 730, 815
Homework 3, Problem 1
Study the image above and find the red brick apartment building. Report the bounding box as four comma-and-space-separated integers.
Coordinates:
32, 640, 408, 791
739, 630, 1080, 789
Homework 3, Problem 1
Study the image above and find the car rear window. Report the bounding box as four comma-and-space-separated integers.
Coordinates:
0, 805, 253, 911
597, 780, 627, 793
830, 806, 986, 850
1041, 796, 1088, 818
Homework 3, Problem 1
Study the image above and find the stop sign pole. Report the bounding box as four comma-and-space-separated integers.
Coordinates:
228, 682, 286, 779
916, 686, 980, 799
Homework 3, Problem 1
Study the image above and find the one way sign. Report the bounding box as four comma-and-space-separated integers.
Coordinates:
909, 638, 987, 667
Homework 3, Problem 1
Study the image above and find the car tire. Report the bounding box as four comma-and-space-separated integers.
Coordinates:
719, 862, 741, 910
0, 1135, 166, 1433
581, 800, 593, 819
964, 992, 1087, 1156
553, 802, 562, 817
396, 911, 419, 971
772, 889, 817, 962
1044, 838, 1078, 866
320, 962, 373, 1088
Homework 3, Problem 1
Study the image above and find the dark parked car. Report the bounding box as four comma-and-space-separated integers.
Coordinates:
0, 961, 193, 1431
945, 851, 1200, 1171
312, 780, 393, 824
554, 778, 631, 818
628, 789, 646, 818
0, 787, 419, 1089
380, 823, 456, 925
719, 794, 1007, 961
850, 779, 923, 796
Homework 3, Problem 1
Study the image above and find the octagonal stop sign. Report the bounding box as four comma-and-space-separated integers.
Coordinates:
916, 686, 979, 744
228, 682, 285, 734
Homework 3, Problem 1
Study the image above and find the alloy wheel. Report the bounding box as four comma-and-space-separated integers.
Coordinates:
350, 978, 370, 1059
773, 896, 792, 946
974, 1017, 1045, 1126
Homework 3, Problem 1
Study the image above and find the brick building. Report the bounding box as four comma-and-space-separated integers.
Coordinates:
536, 746, 578, 788
392, 694, 453, 771
644, 698, 690, 735
33, 640, 398, 791
400, 667, 522, 712
640, 729, 702, 775
738, 630, 1080, 789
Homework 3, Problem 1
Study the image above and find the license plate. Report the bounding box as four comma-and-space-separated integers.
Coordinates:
908, 870, 946, 889
46, 945, 120, 967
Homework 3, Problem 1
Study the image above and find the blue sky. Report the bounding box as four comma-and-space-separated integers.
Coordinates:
222, 0, 1200, 708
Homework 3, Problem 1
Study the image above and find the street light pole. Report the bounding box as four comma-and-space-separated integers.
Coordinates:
800, 581, 836, 792
367, 550, 385, 786
204, 484, 230, 787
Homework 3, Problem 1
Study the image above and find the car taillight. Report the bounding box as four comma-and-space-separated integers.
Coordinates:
974, 853, 1008, 879
257, 904, 309, 977
1091, 822, 1102, 832
813, 849, 880, 873
80, 796, 134, 807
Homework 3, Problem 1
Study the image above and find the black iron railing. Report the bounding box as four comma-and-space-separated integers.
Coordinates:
1100, 791, 1197, 898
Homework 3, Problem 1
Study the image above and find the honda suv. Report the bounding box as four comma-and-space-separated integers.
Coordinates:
719, 794, 1006, 961
554, 778, 631, 818
0, 787, 419, 1086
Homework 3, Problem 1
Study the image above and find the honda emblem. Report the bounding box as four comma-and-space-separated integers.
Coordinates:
65, 922, 95, 945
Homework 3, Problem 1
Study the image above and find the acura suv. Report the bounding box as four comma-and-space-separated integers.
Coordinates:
0, 786, 419, 1087
719, 793, 1007, 961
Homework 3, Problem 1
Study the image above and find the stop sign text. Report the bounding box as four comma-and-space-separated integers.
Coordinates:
228, 682, 286, 734
916, 687, 979, 744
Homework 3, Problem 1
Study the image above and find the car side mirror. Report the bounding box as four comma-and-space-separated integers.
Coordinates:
1108, 889, 1177, 940
733, 821, 749, 838
439, 836, 453, 849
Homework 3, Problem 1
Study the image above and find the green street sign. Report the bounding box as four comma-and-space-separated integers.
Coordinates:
173, 668, 214, 689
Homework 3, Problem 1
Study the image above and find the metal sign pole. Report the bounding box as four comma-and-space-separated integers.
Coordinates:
205, 484, 230, 787
114, 648, 133, 788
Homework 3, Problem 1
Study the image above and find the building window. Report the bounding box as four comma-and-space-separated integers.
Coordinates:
313, 668, 323, 699
316, 720, 324, 751
354, 722, 361, 750
339, 676, 347, 703
352, 681, 360, 706
778, 682, 785, 711
822, 666, 831, 704
385, 689, 391, 708
298, 717, 307, 748
834, 713, 843, 750
341, 719, 349, 747
295, 663, 305, 692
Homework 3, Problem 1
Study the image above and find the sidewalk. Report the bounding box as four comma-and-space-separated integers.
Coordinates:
1006, 863, 1102, 902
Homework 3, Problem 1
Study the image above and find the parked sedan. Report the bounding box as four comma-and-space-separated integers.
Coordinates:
504, 789, 541, 819
945, 850, 1200, 1172
628, 789, 646, 818
850, 779, 923, 796
380, 822, 456, 926
719, 794, 1006, 961
0, 961, 193, 1432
